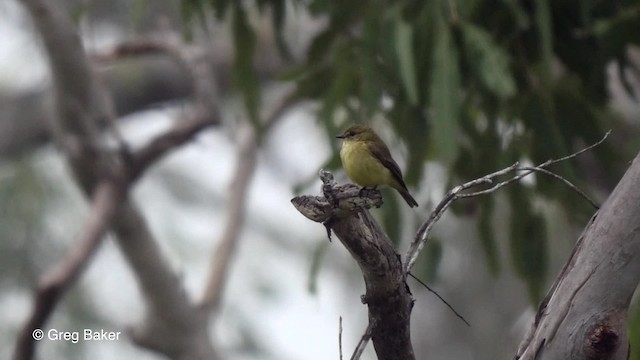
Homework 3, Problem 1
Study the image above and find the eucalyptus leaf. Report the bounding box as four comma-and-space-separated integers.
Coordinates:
232, 4, 261, 126
428, 18, 460, 164
462, 23, 516, 99
395, 17, 419, 106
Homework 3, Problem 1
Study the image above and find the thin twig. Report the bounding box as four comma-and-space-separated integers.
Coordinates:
339, 317, 344, 360
129, 117, 215, 181
408, 272, 470, 327
403, 162, 520, 273
350, 322, 373, 360
90, 37, 178, 62
517, 166, 598, 209
404, 131, 610, 274
540, 130, 611, 168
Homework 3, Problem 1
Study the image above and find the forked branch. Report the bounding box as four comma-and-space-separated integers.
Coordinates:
404, 131, 610, 273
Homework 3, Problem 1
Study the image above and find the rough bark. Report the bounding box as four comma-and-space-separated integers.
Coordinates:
516, 151, 640, 359
292, 172, 415, 360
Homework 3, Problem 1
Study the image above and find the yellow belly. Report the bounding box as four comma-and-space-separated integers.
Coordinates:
340, 141, 392, 187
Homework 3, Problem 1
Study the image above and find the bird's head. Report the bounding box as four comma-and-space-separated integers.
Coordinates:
336, 125, 378, 142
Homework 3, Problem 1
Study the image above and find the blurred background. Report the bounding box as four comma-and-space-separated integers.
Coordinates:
1, 0, 640, 359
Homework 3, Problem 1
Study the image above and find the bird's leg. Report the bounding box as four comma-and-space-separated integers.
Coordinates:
358, 186, 378, 197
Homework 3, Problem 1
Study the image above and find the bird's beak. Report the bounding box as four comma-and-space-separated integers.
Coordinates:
336, 134, 345, 139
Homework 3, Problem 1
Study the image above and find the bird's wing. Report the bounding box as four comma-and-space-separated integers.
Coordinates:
368, 143, 408, 189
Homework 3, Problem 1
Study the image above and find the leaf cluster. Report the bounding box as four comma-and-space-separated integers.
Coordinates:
180, 0, 640, 302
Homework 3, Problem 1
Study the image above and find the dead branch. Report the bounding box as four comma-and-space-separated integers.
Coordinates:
404, 131, 610, 274
292, 171, 415, 360
339, 317, 344, 360
292, 130, 610, 358
351, 322, 373, 360
407, 273, 470, 327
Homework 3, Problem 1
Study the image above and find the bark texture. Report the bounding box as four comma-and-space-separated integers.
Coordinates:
516, 152, 640, 359
292, 172, 415, 360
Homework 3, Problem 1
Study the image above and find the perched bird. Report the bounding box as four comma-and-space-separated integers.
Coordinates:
336, 124, 418, 207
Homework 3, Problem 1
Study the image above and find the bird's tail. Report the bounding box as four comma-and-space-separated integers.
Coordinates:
397, 187, 418, 208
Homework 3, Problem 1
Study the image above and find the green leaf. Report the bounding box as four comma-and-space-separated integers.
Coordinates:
211, 0, 231, 18
294, 65, 333, 99
179, 0, 212, 40
428, 17, 460, 164
509, 185, 547, 304
359, 12, 385, 115
359, 47, 383, 115
629, 303, 640, 360
395, 16, 419, 106
270, 0, 293, 60
320, 44, 356, 122
232, 4, 261, 126
307, 27, 338, 64
501, 0, 530, 30
534, 0, 553, 82
462, 23, 516, 99
521, 92, 571, 196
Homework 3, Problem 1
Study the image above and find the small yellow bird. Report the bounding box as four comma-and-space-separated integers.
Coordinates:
336, 124, 418, 207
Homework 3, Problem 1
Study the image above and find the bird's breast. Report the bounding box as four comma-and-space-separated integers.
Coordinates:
340, 141, 391, 187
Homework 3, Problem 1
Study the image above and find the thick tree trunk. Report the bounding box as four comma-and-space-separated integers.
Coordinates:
516, 152, 640, 359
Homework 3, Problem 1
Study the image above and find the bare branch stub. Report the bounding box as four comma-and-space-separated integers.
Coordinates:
292, 171, 415, 360
351, 322, 373, 360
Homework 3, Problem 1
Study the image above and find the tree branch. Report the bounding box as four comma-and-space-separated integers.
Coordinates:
292, 171, 415, 360
15, 1, 219, 359
13, 180, 124, 360
199, 89, 298, 313
198, 121, 258, 312
404, 131, 610, 274
516, 150, 640, 359
350, 322, 373, 360
292, 132, 609, 358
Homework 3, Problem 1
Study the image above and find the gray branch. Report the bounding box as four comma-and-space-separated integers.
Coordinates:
15, 0, 218, 359
516, 152, 640, 359
292, 171, 415, 360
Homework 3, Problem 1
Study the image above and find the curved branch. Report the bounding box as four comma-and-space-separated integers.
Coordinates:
14, 1, 219, 359
13, 180, 123, 360
404, 131, 610, 274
